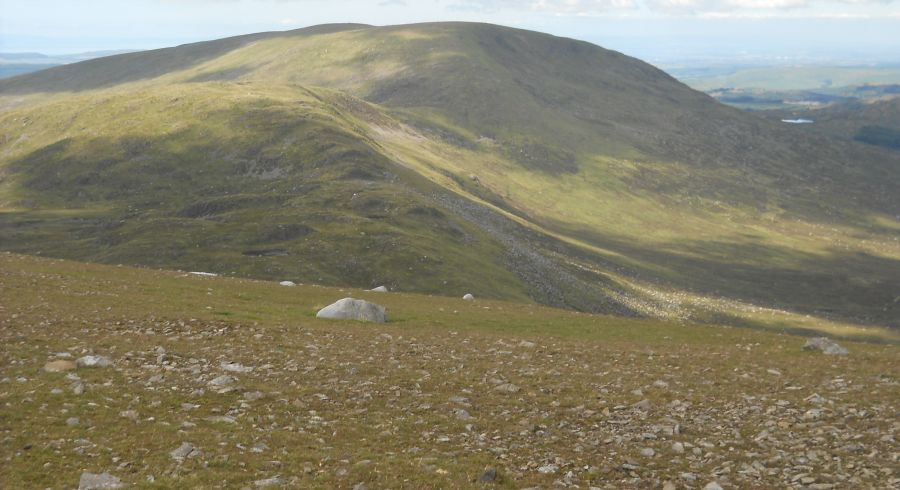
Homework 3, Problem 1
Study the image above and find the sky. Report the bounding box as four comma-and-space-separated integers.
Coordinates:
1, 0, 899, 65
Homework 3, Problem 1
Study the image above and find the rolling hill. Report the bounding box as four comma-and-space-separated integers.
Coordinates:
1, 22, 898, 334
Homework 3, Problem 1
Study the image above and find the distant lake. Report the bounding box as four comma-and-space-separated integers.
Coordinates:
781, 119, 814, 124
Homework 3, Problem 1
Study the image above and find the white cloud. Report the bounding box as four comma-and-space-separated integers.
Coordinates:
452, 0, 897, 15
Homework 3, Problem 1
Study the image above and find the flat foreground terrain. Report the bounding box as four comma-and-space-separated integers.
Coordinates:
1, 253, 897, 488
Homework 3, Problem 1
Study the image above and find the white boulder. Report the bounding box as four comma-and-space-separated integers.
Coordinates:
279, 281, 296, 287
370, 285, 389, 292
316, 298, 387, 323
463, 293, 474, 301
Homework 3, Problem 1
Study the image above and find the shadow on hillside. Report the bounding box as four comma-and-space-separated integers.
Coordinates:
541, 218, 900, 329
0, 24, 371, 95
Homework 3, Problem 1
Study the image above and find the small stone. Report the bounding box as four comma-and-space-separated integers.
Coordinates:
244, 391, 265, 401
463, 293, 475, 300
672, 442, 685, 454
279, 281, 296, 287
494, 383, 521, 394
254, 475, 285, 487
703, 482, 724, 490
67, 417, 80, 426
478, 467, 498, 483
170, 442, 201, 462
370, 285, 388, 292
221, 362, 252, 373
633, 399, 651, 411
72, 383, 85, 395
517, 340, 536, 348
454, 409, 475, 421
119, 410, 139, 421
662, 482, 676, 490
352, 484, 369, 490
44, 360, 77, 372
802, 337, 849, 355
208, 375, 236, 387
78, 472, 124, 489
640, 448, 655, 457
76, 356, 112, 368
537, 464, 558, 474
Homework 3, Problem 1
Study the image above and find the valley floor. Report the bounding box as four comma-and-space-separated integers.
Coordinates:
0, 253, 897, 488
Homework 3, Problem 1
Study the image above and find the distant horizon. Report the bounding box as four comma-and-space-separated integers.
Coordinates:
2, 0, 899, 65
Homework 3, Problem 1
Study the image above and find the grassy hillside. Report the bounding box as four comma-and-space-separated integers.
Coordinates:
769, 97, 900, 149
1, 23, 898, 331
1, 254, 897, 488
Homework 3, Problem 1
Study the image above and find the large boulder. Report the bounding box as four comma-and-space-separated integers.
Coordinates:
316, 298, 387, 323
370, 285, 389, 292
802, 337, 849, 355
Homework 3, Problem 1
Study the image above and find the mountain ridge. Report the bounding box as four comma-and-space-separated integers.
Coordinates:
1, 22, 897, 332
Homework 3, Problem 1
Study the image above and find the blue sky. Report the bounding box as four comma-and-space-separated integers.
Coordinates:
1, 0, 899, 64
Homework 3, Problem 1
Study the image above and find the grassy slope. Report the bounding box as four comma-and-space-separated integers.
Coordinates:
0, 83, 529, 301
1, 254, 897, 489
0, 23, 898, 331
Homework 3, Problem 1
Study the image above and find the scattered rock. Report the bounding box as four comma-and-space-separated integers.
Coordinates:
67, 417, 80, 426
316, 298, 387, 323
802, 337, 849, 355
170, 442, 201, 462
517, 340, 536, 348
703, 482, 724, 490
463, 293, 475, 301
478, 467, 498, 483
189, 272, 217, 277
672, 442, 685, 454
352, 484, 369, 490
640, 447, 655, 457
370, 285, 388, 292
78, 472, 124, 489
76, 356, 112, 368
537, 464, 558, 474
44, 360, 77, 372
279, 281, 296, 287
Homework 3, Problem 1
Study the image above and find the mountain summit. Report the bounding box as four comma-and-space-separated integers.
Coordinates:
1, 23, 898, 331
